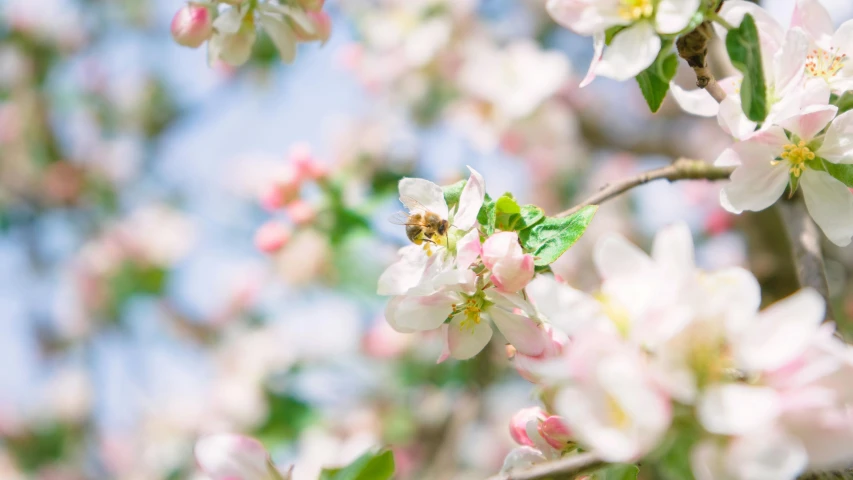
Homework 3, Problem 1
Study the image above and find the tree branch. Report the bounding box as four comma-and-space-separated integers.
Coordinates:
776, 197, 833, 321
676, 21, 728, 103
558, 159, 734, 218
486, 452, 604, 480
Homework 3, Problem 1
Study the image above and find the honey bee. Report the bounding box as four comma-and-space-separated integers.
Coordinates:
389, 196, 450, 245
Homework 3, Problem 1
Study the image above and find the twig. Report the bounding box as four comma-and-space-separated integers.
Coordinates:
676, 21, 728, 103
557, 159, 734, 218
486, 452, 603, 480
776, 197, 833, 321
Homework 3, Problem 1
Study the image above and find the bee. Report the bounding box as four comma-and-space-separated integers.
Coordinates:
389, 196, 450, 246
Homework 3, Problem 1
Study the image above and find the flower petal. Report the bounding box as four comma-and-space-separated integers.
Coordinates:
727, 429, 808, 480
800, 169, 853, 246
594, 233, 653, 280
489, 307, 546, 357
455, 228, 482, 269
500, 446, 547, 473
580, 32, 605, 88
453, 166, 485, 231
698, 384, 780, 435
596, 22, 661, 82
377, 245, 428, 296
718, 129, 790, 214
651, 222, 695, 279
259, 15, 297, 63
526, 276, 606, 335
773, 27, 809, 96
669, 82, 720, 117
777, 104, 837, 143
448, 315, 493, 359
398, 177, 449, 219
792, 0, 834, 47
195, 434, 273, 480
392, 292, 455, 331
655, 0, 701, 35
213, 6, 245, 34
819, 110, 853, 164
717, 96, 757, 140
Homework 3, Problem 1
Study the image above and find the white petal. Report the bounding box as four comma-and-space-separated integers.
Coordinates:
596, 22, 661, 82
792, 0, 835, 47
651, 222, 695, 278
594, 234, 653, 280
526, 276, 606, 335
377, 245, 428, 296
691, 440, 732, 480
669, 82, 719, 117
259, 15, 297, 63
800, 169, 853, 246
392, 292, 455, 331
773, 27, 809, 96
726, 430, 807, 480
398, 178, 449, 219
580, 32, 605, 88
488, 307, 546, 357
546, 0, 627, 36
455, 228, 481, 269
500, 446, 547, 473
383, 297, 417, 334
719, 129, 791, 213
195, 434, 273, 480
717, 96, 757, 140
819, 110, 853, 164
213, 7, 245, 34
832, 20, 853, 57
698, 384, 780, 435
735, 288, 825, 372
448, 315, 493, 359
453, 166, 485, 231
655, 0, 700, 35
777, 104, 837, 142
717, 1, 785, 54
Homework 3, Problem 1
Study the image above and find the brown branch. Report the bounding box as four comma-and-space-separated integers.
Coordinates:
776, 197, 833, 321
677, 21, 727, 103
486, 452, 604, 480
558, 159, 735, 218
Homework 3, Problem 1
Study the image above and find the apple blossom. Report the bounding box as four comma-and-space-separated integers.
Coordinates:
482, 232, 535, 294
501, 407, 564, 473
195, 434, 287, 480
716, 106, 853, 246
791, 0, 853, 93
255, 221, 291, 253
286, 199, 316, 226
208, 5, 258, 66
171, 3, 213, 49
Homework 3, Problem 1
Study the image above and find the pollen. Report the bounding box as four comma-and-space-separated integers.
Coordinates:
606, 395, 630, 429
618, 0, 654, 21
806, 47, 847, 81
779, 140, 816, 178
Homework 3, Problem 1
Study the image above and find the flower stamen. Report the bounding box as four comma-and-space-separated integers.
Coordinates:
779, 140, 816, 178
618, 0, 654, 21
806, 47, 847, 81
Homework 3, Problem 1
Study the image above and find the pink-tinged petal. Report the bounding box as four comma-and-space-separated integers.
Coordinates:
717, 96, 757, 140
819, 110, 853, 164
482, 231, 519, 270
377, 245, 428, 296
436, 324, 451, 364
714, 147, 741, 167
596, 22, 661, 82
594, 233, 653, 280
448, 314, 493, 359
455, 228, 482, 269
777, 104, 838, 142
800, 169, 853, 246
717, 1, 784, 54
690, 440, 729, 480
398, 177, 448, 219
832, 20, 853, 57
538, 416, 573, 450
727, 429, 808, 480
384, 297, 417, 334
483, 232, 534, 293
669, 82, 719, 117
735, 288, 825, 372
580, 32, 605, 88
545, 0, 627, 37
773, 27, 809, 95
195, 434, 276, 480
655, 0, 700, 35
791, 0, 834, 47
489, 307, 546, 357
392, 292, 455, 331
719, 129, 791, 214
769, 78, 832, 126
500, 446, 548, 473
697, 384, 781, 435
509, 407, 546, 447
453, 166, 485, 231
525, 275, 607, 335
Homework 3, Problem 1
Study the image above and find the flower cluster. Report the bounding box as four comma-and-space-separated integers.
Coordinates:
170, 0, 331, 66
499, 224, 853, 479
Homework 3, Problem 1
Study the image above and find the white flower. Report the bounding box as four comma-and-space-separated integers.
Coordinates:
547, 0, 701, 83
195, 434, 286, 480
716, 106, 853, 246
791, 0, 853, 93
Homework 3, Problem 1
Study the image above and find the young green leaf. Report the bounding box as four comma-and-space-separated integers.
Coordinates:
726, 14, 768, 122
320, 449, 395, 480
443, 179, 467, 208
831, 91, 853, 115
824, 162, 853, 187
592, 464, 640, 480
477, 193, 496, 236
636, 44, 679, 113
519, 206, 597, 266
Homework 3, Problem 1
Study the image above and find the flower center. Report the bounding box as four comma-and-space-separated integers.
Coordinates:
806, 48, 847, 81
777, 140, 816, 178
454, 291, 493, 332
618, 0, 654, 21
595, 293, 632, 337
606, 394, 630, 429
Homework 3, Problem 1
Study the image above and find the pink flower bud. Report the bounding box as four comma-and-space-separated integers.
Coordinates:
255, 222, 291, 253
538, 416, 573, 450
171, 3, 213, 49
294, 12, 332, 44
259, 173, 301, 211
195, 434, 278, 480
482, 232, 535, 293
509, 407, 546, 447
286, 200, 316, 226
296, 0, 325, 12
289, 144, 328, 181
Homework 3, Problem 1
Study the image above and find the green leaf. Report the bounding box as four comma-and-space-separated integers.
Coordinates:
831, 91, 853, 115
824, 161, 853, 187
519, 205, 545, 229
726, 14, 768, 122
494, 193, 520, 231
443, 180, 467, 208
636, 43, 679, 113
592, 464, 640, 480
604, 26, 625, 45
518, 206, 597, 266
477, 193, 496, 236
321, 449, 395, 480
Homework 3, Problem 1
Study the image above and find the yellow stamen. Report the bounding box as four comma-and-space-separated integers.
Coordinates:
606, 395, 630, 429
594, 293, 632, 337
618, 0, 654, 21
806, 47, 847, 81
779, 140, 816, 178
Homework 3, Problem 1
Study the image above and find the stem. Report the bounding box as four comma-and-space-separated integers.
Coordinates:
557, 159, 734, 218
776, 197, 833, 321
676, 21, 728, 103
708, 12, 735, 31
486, 452, 603, 480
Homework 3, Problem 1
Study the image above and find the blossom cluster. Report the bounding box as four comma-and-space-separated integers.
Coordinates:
498, 224, 853, 479
170, 0, 331, 66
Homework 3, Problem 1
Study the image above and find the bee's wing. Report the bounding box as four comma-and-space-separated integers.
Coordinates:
399, 195, 429, 213
388, 211, 421, 225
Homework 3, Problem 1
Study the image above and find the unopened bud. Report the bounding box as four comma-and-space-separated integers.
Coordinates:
294, 12, 332, 44
255, 222, 291, 253
289, 144, 328, 181
296, 0, 325, 12
286, 200, 316, 226
538, 416, 573, 450
195, 434, 280, 480
171, 3, 213, 48
509, 407, 546, 447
